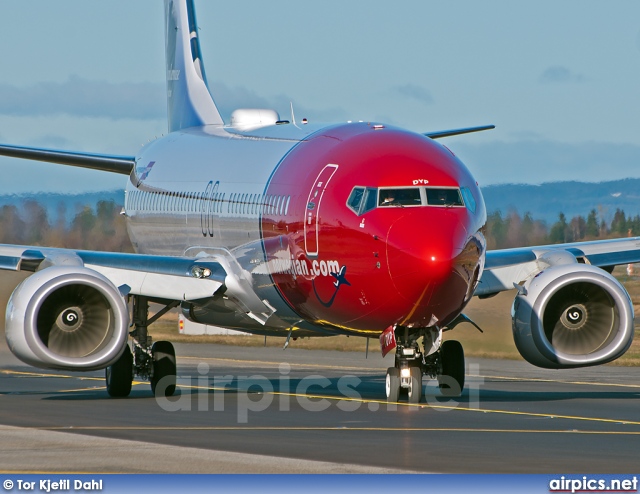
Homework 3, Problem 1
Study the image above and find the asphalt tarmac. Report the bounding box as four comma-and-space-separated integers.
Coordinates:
1, 339, 639, 473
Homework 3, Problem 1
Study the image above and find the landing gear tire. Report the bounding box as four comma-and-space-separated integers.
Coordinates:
150, 341, 176, 397
407, 366, 422, 404
438, 340, 465, 397
106, 345, 133, 398
385, 367, 400, 402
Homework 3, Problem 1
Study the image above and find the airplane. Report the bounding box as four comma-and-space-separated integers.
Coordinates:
0, 0, 638, 403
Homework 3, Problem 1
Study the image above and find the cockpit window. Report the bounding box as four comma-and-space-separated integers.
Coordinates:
347, 187, 365, 213
425, 188, 463, 207
347, 185, 465, 216
378, 188, 421, 207
362, 188, 378, 214
460, 187, 476, 213
347, 187, 378, 215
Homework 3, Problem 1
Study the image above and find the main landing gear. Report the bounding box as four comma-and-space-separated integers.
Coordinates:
385, 326, 465, 403
106, 296, 178, 398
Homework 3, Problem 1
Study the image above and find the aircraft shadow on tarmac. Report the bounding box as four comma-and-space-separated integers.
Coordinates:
27, 373, 640, 404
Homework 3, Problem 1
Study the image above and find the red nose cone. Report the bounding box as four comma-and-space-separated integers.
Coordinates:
386, 209, 471, 325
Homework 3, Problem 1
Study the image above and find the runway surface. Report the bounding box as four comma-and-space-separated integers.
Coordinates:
1, 339, 640, 473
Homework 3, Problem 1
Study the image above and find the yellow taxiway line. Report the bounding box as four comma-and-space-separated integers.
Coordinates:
3, 365, 640, 428
1, 425, 639, 436
179, 356, 640, 390
474, 373, 640, 389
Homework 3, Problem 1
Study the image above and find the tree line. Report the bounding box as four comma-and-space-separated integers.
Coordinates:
486, 208, 640, 249
1, 199, 639, 253
0, 200, 133, 252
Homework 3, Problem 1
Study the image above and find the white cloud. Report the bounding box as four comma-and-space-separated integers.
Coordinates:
539, 66, 585, 84
393, 84, 434, 105
0, 76, 165, 120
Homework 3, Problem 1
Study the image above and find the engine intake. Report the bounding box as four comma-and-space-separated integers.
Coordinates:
5, 266, 129, 370
512, 264, 634, 369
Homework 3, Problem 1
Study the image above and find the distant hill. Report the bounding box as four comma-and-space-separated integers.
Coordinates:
482, 179, 640, 224
0, 190, 124, 225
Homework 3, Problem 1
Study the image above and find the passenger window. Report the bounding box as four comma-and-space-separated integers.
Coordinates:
379, 188, 421, 206
460, 187, 476, 213
426, 188, 463, 207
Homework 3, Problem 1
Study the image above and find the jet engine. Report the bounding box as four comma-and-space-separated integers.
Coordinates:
5, 266, 129, 370
512, 263, 634, 369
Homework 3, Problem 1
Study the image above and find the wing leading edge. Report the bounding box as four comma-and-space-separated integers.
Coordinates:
478, 236, 640, 297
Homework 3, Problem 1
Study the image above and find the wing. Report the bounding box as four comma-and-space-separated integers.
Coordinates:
424, 125, 495, 139
477, 236, 640, 297
0, 243, 277, 326
0, 244, 223, 298
0, 143, 135, 175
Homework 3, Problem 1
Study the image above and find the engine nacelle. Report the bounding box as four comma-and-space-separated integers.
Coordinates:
512, 264, 634, 369
5, 266, 129, 371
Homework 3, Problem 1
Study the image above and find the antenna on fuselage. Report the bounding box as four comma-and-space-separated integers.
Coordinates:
290, 101, 298, 127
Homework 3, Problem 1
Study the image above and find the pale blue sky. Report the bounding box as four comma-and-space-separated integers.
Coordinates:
0, 1, 639, 193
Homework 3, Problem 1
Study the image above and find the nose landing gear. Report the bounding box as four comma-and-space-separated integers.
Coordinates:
384, 325, 465, 403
